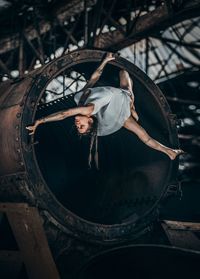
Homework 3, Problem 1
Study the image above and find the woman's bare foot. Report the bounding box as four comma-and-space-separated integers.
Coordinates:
167, 149, 185, 160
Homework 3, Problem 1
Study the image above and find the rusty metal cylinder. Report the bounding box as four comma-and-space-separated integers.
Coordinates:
0, 49, 179, 243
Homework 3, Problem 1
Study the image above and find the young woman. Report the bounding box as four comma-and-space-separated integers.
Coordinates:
27, 53, 184, 165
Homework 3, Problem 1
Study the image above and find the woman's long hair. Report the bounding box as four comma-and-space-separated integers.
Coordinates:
77, 88, 99, 169
77, 115, 98, 169
88, 116, 98, 169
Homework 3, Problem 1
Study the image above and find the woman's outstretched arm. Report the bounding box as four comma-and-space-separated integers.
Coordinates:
26, 105, 94, 135
83, 52, 115, 90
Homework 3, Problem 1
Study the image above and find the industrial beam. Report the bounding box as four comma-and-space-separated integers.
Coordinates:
94, 2, 200, 50
152, 35, 200, 49
0, 0, 199, 56
0, 0, 96, 55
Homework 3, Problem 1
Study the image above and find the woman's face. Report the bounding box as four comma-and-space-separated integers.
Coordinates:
75, 115, 93, 134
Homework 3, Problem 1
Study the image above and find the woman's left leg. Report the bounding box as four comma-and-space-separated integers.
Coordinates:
124, 116, 184, 160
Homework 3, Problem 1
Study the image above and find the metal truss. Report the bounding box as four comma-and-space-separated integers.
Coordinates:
0, 0, 199, 80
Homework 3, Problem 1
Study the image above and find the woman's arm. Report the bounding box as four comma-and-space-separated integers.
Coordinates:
26, 105, 94, 135
83, 52, 115, 90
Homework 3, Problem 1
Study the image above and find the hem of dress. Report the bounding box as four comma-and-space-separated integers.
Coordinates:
97, 112, 131, 136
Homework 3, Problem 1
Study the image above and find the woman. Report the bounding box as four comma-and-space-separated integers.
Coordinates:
27, 53, 184, 165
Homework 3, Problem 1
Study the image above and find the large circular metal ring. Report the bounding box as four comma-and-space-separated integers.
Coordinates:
0, 49, 179, 243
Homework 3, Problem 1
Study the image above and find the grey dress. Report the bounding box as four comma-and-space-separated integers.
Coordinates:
74, 86, 133, 136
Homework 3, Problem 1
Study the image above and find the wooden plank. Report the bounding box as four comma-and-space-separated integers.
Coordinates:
6, 206, 60, 279
0, 203, 29, 212
162, 220, 200, 251
163, 220, 200, 231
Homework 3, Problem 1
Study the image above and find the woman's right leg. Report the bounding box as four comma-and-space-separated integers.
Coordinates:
124, 117, 184, 160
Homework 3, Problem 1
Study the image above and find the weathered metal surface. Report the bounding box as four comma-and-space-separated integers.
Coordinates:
0, 77, 34, 176
0, 105, 24, 175
0, 49, 179, 243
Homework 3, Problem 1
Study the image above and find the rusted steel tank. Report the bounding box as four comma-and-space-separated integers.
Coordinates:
0, 49, 179, 243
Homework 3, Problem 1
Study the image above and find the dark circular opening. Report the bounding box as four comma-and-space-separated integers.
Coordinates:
34, 61, 172, 225
77, 245, 200, 279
